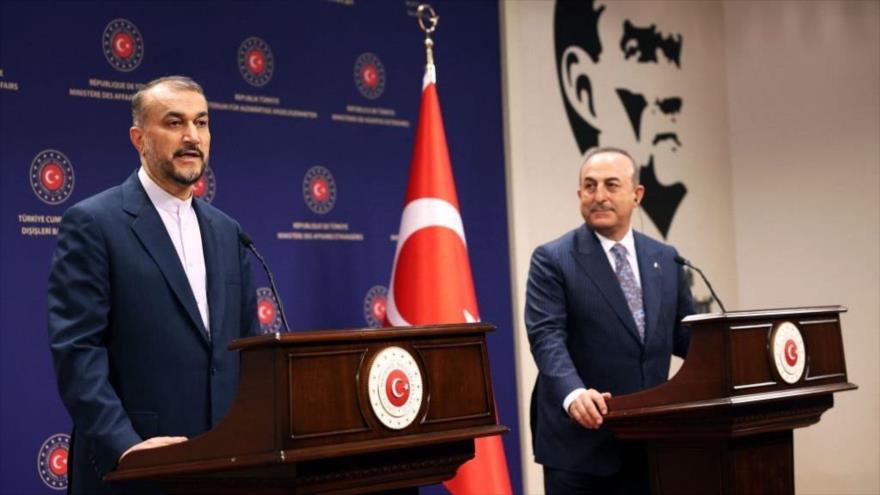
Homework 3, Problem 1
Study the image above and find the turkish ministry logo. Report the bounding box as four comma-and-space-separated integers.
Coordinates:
192, 166, 216, 203
37, 433, 69, 490
771, 321, 806, 384
256, 287, 283, 334
30, 149, 75, 205
363, 285, 388, 328
102, 19, 144, 72
238, 37, 274, 87
367, 346, 423, 430
354, 52, 386, 100
302, 166, 337, 214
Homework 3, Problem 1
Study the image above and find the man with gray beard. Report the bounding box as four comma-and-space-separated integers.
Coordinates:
48, 76, 258, 494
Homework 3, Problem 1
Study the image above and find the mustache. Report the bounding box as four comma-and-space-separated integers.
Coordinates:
173, 146, 204, 159
652, 133, 682, 147
590, 203, 614, 213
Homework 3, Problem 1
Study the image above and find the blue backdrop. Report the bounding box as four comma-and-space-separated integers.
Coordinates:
0, 1, 521, 493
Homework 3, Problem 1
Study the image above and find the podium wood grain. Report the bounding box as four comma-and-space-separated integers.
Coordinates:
106, 323, 507, 494
604, 306, 856, 495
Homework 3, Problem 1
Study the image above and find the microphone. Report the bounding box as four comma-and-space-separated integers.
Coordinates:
674, 255, 728, 313
239, 232, 291, 332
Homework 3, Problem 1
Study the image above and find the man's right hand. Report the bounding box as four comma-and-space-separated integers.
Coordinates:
119, 436, 188, 462
567, 389, 612, 429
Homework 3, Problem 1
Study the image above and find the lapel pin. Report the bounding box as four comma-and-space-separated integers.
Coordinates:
653, 261, 660, 269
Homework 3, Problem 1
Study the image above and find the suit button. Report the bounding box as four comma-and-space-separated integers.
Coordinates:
210, 366, 217, 376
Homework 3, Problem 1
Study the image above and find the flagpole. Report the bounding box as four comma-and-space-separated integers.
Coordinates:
389, 6, 514, 493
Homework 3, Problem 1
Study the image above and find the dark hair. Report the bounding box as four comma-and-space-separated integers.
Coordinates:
581, 146, 640, 186
131, 76, 204, 126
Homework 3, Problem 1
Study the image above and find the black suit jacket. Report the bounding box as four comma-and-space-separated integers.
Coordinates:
525, 225, 694, 475
48, 171, 259, 494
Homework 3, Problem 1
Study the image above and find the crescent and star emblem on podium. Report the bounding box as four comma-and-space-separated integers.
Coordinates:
367, 346, 423, 430
770, 321, 806, 384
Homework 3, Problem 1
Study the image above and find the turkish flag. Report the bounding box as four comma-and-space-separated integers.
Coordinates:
386, 68, 513, 495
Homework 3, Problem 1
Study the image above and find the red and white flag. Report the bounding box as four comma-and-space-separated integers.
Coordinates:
386, 66, 513, 495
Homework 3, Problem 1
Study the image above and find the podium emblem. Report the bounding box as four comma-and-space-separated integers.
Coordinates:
367, 346, 423, 429
770, 321, 806, 384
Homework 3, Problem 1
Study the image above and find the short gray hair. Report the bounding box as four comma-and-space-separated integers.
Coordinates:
581, 146, 640, 187
131, 75, 204, 126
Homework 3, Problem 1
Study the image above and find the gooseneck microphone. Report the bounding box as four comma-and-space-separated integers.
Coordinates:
674, 255, 728, 314
239, 232, 291, 332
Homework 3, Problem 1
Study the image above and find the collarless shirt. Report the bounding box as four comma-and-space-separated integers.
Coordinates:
138, 167, 210, 335
595, 228, 641, 288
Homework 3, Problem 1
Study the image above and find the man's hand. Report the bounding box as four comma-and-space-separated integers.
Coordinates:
119, 436, 188, 462
567, 389, 612, 429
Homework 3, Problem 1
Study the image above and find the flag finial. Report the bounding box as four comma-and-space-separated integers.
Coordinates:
417, 4, 439, 69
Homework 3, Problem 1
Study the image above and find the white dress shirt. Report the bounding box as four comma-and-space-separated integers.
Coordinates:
595, 228, 641, 288
562, 228, 641, 412
138, 167, 210, 334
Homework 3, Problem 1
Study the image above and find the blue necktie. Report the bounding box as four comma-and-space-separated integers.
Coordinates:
611, 243, 645, 342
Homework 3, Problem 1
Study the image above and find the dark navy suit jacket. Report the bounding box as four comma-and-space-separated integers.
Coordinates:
525, 225, 694, 475
48, 172, 258, 494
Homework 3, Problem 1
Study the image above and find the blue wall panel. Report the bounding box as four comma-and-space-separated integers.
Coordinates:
0, 1, 520, 492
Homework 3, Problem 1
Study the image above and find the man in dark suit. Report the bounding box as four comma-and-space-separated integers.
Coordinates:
48, 76, 259, 494
525, 147, 694, 494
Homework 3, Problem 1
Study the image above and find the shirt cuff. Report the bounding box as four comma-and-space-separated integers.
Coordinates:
562, 388, 587, 413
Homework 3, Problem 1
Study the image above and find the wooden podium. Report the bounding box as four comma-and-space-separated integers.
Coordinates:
105, 323, 507, 494
605, 306, 857, 494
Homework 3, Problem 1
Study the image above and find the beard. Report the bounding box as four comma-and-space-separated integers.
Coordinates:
156, 156, 206, 186
144, 144, 208, 187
